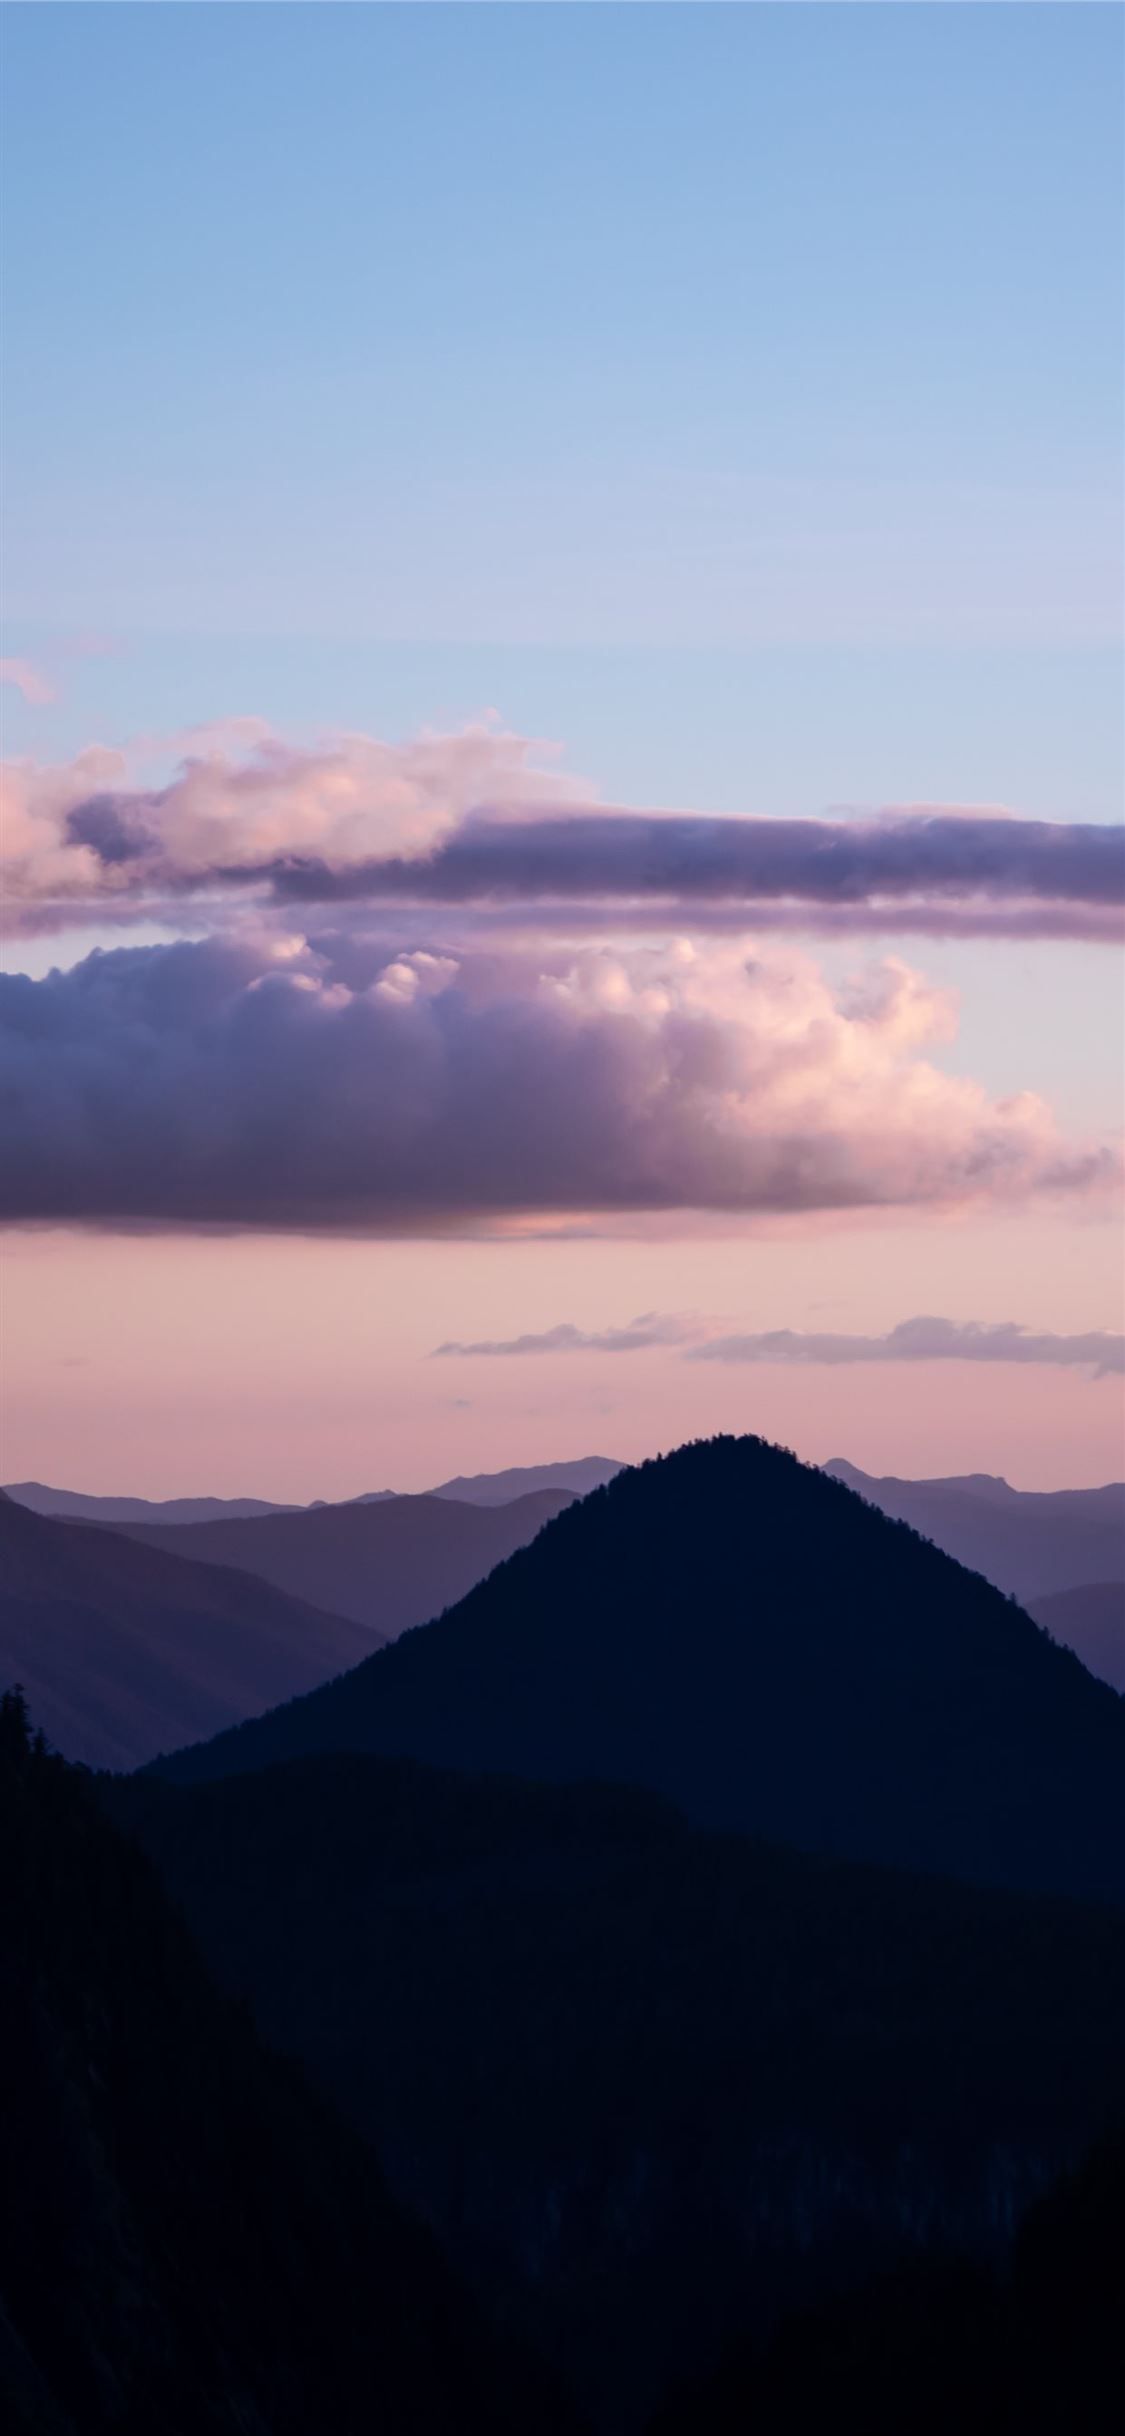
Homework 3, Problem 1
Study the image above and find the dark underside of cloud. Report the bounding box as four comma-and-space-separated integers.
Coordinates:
18, 792, 1124, 942
228, 810, 1125, 939
2, 930, 1114, 1230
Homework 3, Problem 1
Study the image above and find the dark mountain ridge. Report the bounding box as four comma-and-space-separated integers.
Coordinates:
151, 1434, 1125, 1909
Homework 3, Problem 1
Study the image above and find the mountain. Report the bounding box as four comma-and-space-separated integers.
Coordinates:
0, 1493, 377, 1771
653, 2125, 1125, 2436
3, 1456, 621, 1521
150, 1435, 1125, 1909
0, 1693, 570, 2436
111, 1748, 1125, 2429
107, 1487, 574, 1639
1028, 1583, 1125, 1695
824, 1459, 1125, 1605
428, 1457, 624, 1505
3, 1480, 299, 1524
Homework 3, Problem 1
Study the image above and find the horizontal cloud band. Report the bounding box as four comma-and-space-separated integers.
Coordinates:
258, 809, 1125, 917
5, 724, 1121, 943
688, 1316, 1124, 1375
436, 1313, 1124, 1374
435, 1315, 701, 1357
0, 932, 1114, 1229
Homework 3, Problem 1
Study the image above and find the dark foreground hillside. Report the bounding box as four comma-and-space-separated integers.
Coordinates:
152, 1436, 1125, 1909
112, 1748, 1125, 2430
653, 2125, 1125, 2436
0, 1695, 572, 2436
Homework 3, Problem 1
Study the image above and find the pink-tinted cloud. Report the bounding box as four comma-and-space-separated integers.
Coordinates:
1, 930, 1115, 1230
3, 722, 1121, 944
0, 658, 56, 707
0, 722, 591, 932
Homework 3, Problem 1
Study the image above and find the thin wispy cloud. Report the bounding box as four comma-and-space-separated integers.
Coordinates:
688, 1316, 1125, 1376
435, 1314, 700, 1357
433, 1313, 1124, 1375
0, 658, 56, 707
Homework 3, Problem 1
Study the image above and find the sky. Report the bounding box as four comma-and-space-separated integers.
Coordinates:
1, 3, 1122, 1495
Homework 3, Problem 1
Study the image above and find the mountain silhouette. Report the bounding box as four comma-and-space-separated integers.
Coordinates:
107, 1487, 574, 1640
428, 1456, 624, 1505
825, 1459, 1124, 1606
3, 1480, 300, 1523
113, 1746, 1125, 2429
151, 1435, 1125, 1907
1028, 1583, 1125, 1695
0, 1692, 573, 2436
4, 1455, 621, 1522
0, 1493, 377, 1771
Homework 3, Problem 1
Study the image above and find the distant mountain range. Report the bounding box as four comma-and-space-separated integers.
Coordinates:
427, 1456, 622, 1505
3, 1454, 622, 1523
826, 1459, 1124, 1691
151, 1436, 1125, 1910
0, 1491, 377, 1770
6, 1450, 1120, 1776
0, 1694, 570, 2436
112, 1744, 1125, 2428
3, 1479, 302, 1524
107, 1486, 575, 1639
0, 1484, 588, 1768
825, 1458, 1124, 1602
1027, 1581, 1125, 1695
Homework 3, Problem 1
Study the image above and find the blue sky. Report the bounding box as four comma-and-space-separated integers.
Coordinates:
3, 3, 1121, 815
2, 5, 1122, 1495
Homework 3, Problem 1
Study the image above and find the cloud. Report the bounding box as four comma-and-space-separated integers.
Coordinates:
432, 1311, 1124, 1373
3, 720, 1121, 945
688, 1316, 1125, 1376
435, 1313, 700, 1356
260, 806, 1124, 924
0, 658, 56, 707
0, 721, 592, 933
0, 930, 1114, 1231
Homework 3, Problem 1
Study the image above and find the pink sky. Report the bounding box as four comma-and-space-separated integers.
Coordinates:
4, 1208, 1122, 1497
2, 725, 1122, 1497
